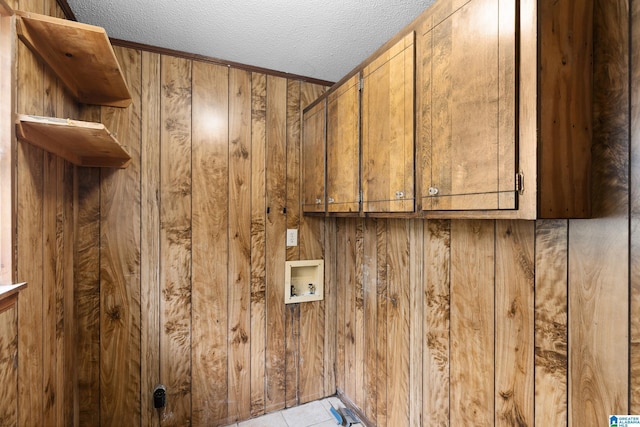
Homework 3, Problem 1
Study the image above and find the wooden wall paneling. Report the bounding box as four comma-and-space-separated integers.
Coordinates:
140, 50, 161, 427
159, 55, 192, 425
284, 302, 300, 408
264, 74, 287, 412
335, 219, 346, 393
62, 156, 75, 426
43, 137, 58, 427
250, 72, 267, 418
375, 219, 388, 427
534, 220, 568, 426
16, 0, 45, 422
99, 46, 142, 425
228, 67, 252, 422
298, 214, 326, 403
342, 219, 357, 402
408, 219, 423, 427
449, 220, 495, 426
284, 79, 301, 408
353, 220, 364, 409
569, 0, 630, 424
323, 217, 337, 396
0, 303, 17, 425
495, 220, 534, 426
55, 65, 79, 426
298, 208, 327, 405
423, 219, 450, 426
75, 116, 101, 426
0, 2, 15, 284
192, 60, 228, 425
538, 0, 593, 217
631, 0, 640, 413
363, 219, 378, 421
386, 219, 410, 427
0, 295, 17, 427
286, 80, 301, 264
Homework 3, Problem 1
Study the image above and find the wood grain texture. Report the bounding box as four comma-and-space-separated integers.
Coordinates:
569, 0, 629, 424
535, 220, 568, 426
386, 219, 410, 427
362, 33, 414, 213
375, 219, 388, 427
409, 219, 423, 427
363, 219, 378, 421
326, 75, 359, 212
265, 74, 287, 412
423, 219, 450, 426
422, 0, 514, 211
75, 162, 101, 427
285, 80, 301, 408
250, 72, 268, 418
335, 218, 347, 394
0, 6, 15, 284
342, 219, 357, 402
99, 46, 142, 425
631, 0, 640, 413
495, 220, 534, 427
0, 304, 17, 426
43, 151, 56, 427
354, 219, 365, 409
323, 217, 338, 396
228, 67, 252, 422
140, 50, 161, 427
538, 0, 593, 217
298, 215, 326, 403
192, 60, 228, 425
450, 220, 494, 426
301, 101, 325, 212
16, 0, 45, 423
159, 55, 192, 426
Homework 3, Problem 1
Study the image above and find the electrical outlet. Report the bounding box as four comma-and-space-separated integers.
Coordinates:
286, 229, 298, 247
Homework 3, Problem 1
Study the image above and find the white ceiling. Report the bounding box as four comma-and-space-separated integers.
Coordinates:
65, 0, 435, 83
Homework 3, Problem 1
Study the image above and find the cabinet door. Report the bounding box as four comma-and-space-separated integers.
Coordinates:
301, 101, 326, 213
419, 0, 516, 211
326, 74, 360, 213
361, 32, 415, 213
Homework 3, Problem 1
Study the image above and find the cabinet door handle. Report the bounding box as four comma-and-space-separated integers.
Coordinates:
315, 198, 322, 204
428, 187, 439, 196
395, 191, 404, 199
328, 197, 335, 203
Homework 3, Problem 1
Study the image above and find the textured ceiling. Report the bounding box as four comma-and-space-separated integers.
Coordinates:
65, 0, 435, 83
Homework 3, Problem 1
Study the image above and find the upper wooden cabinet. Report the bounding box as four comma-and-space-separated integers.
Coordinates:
302, 100, 326, 213
419, 0, 516, 212
417, 0, 592, 218
362, 32, 415, 213
326, 74, 360, 213
301, 0, 592, 219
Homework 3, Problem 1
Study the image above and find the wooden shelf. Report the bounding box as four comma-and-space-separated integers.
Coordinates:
16, 115, 131, 168
15, 10, 131, 107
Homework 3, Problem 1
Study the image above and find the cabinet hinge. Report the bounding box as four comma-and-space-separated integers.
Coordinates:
515, 172, 524, 194
359, 77, 364, 91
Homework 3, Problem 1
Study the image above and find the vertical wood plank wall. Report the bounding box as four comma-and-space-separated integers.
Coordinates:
4, 0, 640, 426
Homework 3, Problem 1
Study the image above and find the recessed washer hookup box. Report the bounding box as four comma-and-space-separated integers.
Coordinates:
284, 260, 324, 304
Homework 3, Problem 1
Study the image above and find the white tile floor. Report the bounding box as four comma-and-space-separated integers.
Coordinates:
222, 396, 363, 427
